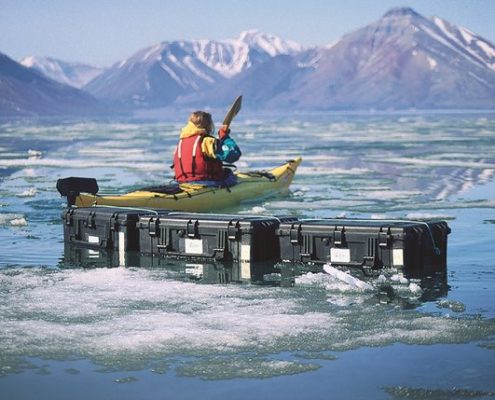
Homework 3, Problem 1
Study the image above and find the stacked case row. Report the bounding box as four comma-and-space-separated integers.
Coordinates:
62, 207, 450, 276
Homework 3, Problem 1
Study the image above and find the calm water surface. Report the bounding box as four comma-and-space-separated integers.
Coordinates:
1, 113, 495, 399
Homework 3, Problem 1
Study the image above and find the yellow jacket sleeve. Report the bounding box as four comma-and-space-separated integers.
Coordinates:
201, 136, 217, 159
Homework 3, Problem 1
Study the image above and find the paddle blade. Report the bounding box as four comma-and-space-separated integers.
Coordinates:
222, 95, 242, 128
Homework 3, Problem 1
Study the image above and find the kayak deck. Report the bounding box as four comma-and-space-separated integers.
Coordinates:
75, 157, 302, 211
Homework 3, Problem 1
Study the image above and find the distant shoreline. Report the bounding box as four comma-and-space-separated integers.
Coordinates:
2, 108, 495, 124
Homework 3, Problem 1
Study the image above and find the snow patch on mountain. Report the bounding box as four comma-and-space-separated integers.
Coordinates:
193, 39, 250, 78
159, 62, 183, 86
325, 38, 341, 50
432, 16, 495, 71
459, 27, 475, 44
20, 56, 104, 88
419, 23, 487, 70
239, 29, 303, 56
477, 41, 495, 58
142, 43, 164, 62
427, 56, 437, 69
183, 56, 215, 83
188, 30, 303, 78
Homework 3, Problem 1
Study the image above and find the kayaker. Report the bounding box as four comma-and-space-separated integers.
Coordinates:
173, 111, 241, 186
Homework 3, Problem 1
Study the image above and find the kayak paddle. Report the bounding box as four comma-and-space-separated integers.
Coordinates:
222, 95, 242, 129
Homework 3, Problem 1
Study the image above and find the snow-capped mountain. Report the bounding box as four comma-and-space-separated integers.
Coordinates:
287, 6, 495, 109
21, 56, 104, 88
0, 52, 102, 116
11, 8, 492, 114
185, 7, 495, 110
84, 30, 303, 107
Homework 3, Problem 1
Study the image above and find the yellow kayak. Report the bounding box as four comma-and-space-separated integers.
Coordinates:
71, 157, 302, 211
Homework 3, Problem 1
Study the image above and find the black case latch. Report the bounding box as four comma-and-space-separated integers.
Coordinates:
333, 226, 345, 245
289, 223, 302, 245
186, 219, 198, 238
85, 211, 96, 229
148, 217, 159, 237
227, 220, 241, 241
64, 208, 74, 226
378, 227, 391, 247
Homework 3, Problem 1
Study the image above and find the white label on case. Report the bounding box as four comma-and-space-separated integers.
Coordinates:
241, 244, 251, 262
87, 235, 99, 244
330, 248, 351, 263
185, 238, 204, 254
118, 231, 126, 266
393, 249, 404, 266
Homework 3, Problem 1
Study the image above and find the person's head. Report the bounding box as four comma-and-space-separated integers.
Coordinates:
189, 111, 214, 134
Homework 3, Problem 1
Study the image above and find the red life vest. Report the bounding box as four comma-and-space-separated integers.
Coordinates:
173, 134, 224, 183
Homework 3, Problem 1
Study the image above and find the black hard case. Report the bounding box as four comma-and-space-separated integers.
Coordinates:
138, 213, 293, 262
277, 219, 450, 276
62, 207, 145, 251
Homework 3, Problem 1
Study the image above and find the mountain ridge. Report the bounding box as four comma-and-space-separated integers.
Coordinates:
0, 52, 103, 117
83, 30, 303, 108
180, 7, 495, 110
5, 7, 495, 115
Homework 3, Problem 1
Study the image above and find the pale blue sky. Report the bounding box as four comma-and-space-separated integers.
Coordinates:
1, 0, 494, 67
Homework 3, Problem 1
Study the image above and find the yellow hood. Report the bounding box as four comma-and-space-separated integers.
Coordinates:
179, 120, 217, 159
180, 121, 207, 139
